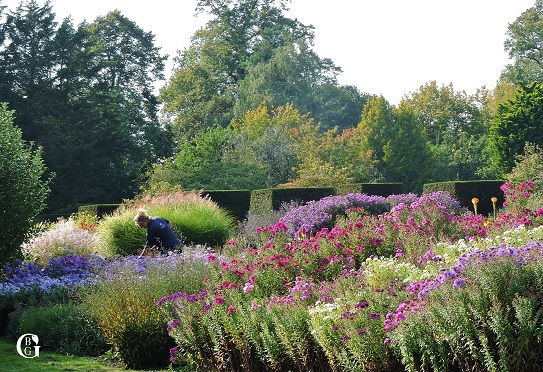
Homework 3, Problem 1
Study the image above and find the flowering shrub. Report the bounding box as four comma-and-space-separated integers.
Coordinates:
279, 191, 464, 238
0, 254, 104, 295
21, 219, 98, 262
279, 193, 390, 237
157, 190, 543, 371
389, 241, 543, 371
4, 189, 543, 371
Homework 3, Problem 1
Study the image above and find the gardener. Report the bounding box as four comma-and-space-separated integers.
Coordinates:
134, 208, 181, 254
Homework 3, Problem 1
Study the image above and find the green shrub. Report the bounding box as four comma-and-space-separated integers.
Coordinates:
0, 103, 51, 264
7, 302, 107, 356
0, 287, 74, 336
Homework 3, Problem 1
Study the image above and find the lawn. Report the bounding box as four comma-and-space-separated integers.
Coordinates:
0, 338, 184, 372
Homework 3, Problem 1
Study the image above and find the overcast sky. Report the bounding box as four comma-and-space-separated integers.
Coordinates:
1, 0, 536, 104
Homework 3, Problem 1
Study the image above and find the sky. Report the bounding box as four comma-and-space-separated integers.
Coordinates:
1, 0, 537, 104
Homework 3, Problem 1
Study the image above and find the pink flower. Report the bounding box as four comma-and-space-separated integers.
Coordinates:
207, 254, 217, 262
243, 282, 254, 293
214, 296, 225, 305
227, 306, 236, 314
251, 301, 261, 310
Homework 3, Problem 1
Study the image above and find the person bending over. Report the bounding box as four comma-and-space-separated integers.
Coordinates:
134, 208, 181, 254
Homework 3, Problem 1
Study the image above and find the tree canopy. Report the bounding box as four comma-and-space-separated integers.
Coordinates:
0, 1, 170, 213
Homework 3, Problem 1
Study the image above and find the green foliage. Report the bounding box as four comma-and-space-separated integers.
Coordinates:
503, 0, 543, 85
358, 96, 435, 192
82, 255, 210, 369
7, 302, 107, 356
383, 105, 435, 193
0, 286, 74, 336
229, 103, 305, 187
0, 3, 169, 214
234, 39, 348, 132
145, 125, 269, 191
162, 0, 314, 141
77, 204, 120, 219
0, 103, 50, 264
392, 255, 543, 372
489, 84, 543, 175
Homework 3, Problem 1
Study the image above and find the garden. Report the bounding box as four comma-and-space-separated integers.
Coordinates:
2, 177, 543, 372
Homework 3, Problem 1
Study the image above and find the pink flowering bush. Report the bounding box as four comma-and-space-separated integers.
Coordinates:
154, 185, 543, 371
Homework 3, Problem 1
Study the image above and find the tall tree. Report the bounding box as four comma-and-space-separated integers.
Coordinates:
489, 83, 543, 175
357, 96, 434, 192
400, 81, 489, 181
0, 0, 58, 139
50, 10, 171, 210
160, 0, 314, 142
0, 2, 169, 212
234, 38, 359, 131
502, 0, 543, 85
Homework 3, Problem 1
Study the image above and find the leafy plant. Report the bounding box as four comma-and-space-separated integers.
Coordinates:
0, 103, 51, 264
7, 302, 107, 356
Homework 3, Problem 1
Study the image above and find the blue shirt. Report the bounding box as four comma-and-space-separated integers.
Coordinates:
145, 217, 181, 250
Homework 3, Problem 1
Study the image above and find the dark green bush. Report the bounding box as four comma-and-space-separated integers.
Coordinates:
203, 190, 251, 222
77, 204, 120, 219
423, 180, 504, 216
0, 103, 51, 264
7, 302, 107, 356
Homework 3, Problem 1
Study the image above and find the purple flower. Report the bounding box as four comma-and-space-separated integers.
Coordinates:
369, 312, 381, 320
167, 319, 180, 332
453, 278, 465, 288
